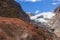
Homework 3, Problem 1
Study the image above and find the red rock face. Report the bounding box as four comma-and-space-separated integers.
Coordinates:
0, 17, 56, 40
0, 0, 30, 22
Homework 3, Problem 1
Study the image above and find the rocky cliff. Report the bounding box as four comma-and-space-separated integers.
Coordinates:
0, 0, 59, 40
46, 6, 60, 37
0, 0, 30, 22
0, 17, 59, 40
29, 6, 60, 39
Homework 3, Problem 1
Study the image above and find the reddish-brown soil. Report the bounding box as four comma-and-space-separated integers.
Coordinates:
0, 17, 54, 40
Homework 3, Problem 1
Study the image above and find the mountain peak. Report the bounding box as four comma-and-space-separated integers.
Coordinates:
0, 0, 30, 22
30, 12, 56, 23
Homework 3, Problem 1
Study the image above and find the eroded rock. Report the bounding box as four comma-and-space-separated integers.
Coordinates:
0, 17, 58, 40
0, 0, 30, 22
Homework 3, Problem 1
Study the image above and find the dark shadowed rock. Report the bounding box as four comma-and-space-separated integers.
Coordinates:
0, 0, 30, 22
0, 17, 59, 40
54, 6, 60, 14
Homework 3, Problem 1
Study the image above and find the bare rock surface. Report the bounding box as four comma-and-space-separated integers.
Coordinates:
47, 6, 60, 37
0, 17, 58, 40
0, 0, 30, 22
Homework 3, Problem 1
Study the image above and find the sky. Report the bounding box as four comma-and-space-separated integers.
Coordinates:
15, 0, 60, 15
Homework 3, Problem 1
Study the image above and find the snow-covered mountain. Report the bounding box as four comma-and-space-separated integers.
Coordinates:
30, 12, 56, 23
29, 6, 60, 38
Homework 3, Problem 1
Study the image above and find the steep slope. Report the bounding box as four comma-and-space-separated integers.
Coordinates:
0, 0, 59, 40
30, 12, 55, 23
30, 12, 56, 31
30, 6, 60, 38
0, 17, 59, 40
0, 0, 30, 22
47, 6, 60, 37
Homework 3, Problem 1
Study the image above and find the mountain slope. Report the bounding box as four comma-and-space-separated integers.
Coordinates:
30, 12, 56, 23
47, 6, 60, 37
0, 17, 58, 40
0, 0, 59, 40
0, 0, 30, 22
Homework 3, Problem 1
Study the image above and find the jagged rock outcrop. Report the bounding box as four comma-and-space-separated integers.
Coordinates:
0, 0, 30, 22
29, 6, 60, 39
0, 17, 59, 40
47, 6, 60, 37
0, 0, 59, 40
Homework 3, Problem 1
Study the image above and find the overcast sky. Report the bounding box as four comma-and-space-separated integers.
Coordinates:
15, 0, 60, 14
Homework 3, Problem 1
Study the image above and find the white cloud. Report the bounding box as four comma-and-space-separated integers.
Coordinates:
35, 10, 40, 14
26, 0, 37, 2
52, 2, 58, 5
29, 0, 41, 2
18, 0, 41, 2
52, 0, 60, 5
